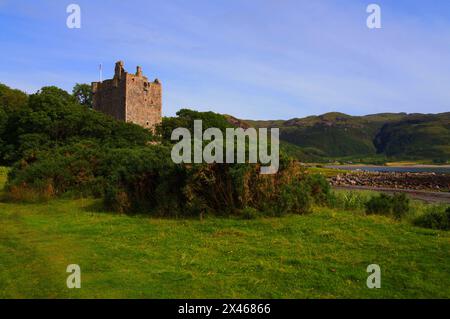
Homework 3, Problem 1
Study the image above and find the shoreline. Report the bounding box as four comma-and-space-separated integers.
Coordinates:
330, 170, 450, 194
326, 164, 450, 169
333, 185, 450, 204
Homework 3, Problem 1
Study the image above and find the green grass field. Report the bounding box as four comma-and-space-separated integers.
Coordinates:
0, 168, 449, 298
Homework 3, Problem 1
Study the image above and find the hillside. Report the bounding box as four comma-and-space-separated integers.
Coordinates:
226, 112, 450, 163
375, 113, 450, 162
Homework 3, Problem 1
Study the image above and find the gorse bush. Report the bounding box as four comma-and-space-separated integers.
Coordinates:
5, 141, 106, 201
106, 159, 330, 217
365, 193, 410, 220
391, 193, 410, 220
365, 193, 392, 216
103, 146, 185, 215
277, 180, 311, 215
413, 207, 450, 230
106, 152, 325, 217
5, 140, 332, 217
184, 159, 327, 217
304, 174, 331, 205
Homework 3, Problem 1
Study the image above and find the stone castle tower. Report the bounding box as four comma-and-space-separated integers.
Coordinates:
91, 61, 161, 129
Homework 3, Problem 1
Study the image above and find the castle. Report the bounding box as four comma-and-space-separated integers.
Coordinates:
91, 61, 162, 129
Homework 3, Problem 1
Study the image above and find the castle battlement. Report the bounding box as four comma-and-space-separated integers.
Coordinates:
92, 61, 162, 129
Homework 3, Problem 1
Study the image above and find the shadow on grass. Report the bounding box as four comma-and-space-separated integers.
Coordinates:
80, 197, 207, 221
78, 197, 273, 223
81, 198, 110, 214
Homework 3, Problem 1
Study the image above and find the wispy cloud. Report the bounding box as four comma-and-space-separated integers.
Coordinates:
0, 0, 449, 119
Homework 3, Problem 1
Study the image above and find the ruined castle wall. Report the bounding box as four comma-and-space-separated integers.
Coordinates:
92, 61, 162, 130
92, 78, 126, 121
125, 74, 162, 129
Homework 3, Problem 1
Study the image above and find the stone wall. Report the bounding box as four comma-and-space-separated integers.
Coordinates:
92, 78, 126, 121
125, 74, 162, 129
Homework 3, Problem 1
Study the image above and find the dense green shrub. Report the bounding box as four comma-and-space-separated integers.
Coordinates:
6, 140, 330, 217
413, 207, 450, 230
304, 173, 331, 205
102, 146, 186, 215
277, 180, 312, 215
180, 160, 310, 217
391, 193, 410, 220
365, 193, 392, 216
365, 193, 410, 220
5, 141, 106, 201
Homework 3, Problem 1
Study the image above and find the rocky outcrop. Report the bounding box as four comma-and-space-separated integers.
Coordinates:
330, 172, 450, 192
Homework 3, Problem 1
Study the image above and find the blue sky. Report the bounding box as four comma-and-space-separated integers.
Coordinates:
0, 0, 449, 119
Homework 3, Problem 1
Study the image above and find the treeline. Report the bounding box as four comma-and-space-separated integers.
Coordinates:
1, 83, 331, 217
0, 83, 153, 165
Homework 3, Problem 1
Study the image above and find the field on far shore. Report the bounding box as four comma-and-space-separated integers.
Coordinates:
1, 168, 449, 298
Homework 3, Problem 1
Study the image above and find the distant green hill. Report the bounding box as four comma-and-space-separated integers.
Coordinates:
226, 112, 450, 163
374, 113, 450, 162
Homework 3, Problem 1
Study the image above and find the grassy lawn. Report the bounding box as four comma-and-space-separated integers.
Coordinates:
0, 169, 449, 298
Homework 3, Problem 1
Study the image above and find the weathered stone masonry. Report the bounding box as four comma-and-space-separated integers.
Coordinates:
91, 61, 162, 129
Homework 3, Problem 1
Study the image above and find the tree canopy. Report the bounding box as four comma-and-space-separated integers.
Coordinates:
0, 83, 153, 165
72, 83, 93, 108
